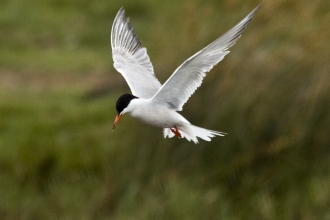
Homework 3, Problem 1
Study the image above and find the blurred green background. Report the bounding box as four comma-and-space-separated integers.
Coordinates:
1, 0, 329, 219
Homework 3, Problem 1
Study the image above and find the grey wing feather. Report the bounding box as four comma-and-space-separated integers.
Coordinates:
111, 7, 161, 98
150, 5, 260, 110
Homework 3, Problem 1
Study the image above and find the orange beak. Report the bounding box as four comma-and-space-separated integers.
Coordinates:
113, 114, 122, 130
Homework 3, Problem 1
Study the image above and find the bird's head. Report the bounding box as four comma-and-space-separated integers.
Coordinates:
113, 94, 138, 130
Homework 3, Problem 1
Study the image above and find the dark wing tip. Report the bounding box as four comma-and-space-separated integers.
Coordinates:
111, 7, 142, 54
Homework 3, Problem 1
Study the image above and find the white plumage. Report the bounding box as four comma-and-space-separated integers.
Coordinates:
111, 5, 260, 143
111, 8, 161, 98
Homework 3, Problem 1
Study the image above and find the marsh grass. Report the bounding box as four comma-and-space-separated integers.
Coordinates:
0, 0, 330, 219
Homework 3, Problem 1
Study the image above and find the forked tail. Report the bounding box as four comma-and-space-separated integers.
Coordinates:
163, 123, 226, 144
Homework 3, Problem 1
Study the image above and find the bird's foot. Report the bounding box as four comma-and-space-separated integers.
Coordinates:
170, 127, 182, 138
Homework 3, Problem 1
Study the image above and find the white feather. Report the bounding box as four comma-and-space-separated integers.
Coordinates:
151, 5, 260, 111
111, 7, 161, 98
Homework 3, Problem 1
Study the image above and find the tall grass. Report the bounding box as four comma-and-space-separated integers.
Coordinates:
0, 0, 329, 219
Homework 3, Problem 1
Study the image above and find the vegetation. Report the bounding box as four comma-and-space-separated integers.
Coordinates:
0, 0, 329, 219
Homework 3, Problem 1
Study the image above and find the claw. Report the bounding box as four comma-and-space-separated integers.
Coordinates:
170, 127, 182, 138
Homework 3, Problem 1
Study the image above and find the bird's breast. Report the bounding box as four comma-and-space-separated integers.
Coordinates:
129, 101, 181, 128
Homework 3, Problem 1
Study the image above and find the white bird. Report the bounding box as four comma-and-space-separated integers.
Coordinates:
111, 5, 259, 144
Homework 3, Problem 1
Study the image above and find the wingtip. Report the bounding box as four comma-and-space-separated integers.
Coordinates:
118, 6, 125, 14
115, 7, 126, 23
251, 3, 262, 16
111, 6, 143, 54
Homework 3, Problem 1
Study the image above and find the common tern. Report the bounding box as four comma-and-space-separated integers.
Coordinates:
111, 5, 259, 143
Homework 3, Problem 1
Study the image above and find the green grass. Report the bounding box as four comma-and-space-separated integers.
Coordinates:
0, 0, 330, 219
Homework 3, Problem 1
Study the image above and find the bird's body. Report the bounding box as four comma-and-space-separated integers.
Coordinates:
127, 98, 185, 128
119, 95, 223, 143
111, 5, 260, 143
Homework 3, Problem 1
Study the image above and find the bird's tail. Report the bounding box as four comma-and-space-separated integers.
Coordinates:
163, 123, 226, 144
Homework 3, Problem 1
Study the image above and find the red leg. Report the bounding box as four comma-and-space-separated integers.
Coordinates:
170, 127, 182, 138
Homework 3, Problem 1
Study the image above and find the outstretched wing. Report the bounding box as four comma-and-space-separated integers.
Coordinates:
150, 5, 260, 110
111, 7, 161, 98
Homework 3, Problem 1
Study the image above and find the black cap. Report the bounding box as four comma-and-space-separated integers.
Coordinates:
115, 94, 138, 115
